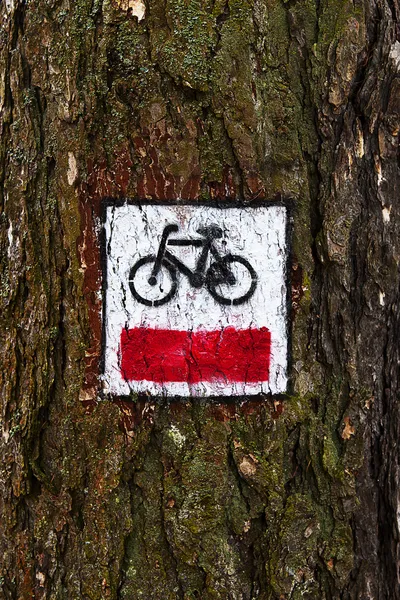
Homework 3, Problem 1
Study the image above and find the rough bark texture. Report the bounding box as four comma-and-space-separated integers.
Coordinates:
1, 0, 400, 598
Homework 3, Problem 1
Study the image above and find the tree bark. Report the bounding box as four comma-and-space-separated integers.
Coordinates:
1, 0, 400, 598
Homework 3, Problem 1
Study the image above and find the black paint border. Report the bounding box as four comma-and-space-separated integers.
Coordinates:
100, 196, 294, 403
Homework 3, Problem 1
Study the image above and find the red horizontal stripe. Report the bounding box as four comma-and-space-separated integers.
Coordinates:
120, 327, 271, 384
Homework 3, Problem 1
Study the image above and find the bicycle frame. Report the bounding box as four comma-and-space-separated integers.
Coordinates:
150, 225, 222, 287
131, 223, 257, 307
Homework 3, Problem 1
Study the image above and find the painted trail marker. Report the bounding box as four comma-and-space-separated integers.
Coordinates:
102, 201, 289, 397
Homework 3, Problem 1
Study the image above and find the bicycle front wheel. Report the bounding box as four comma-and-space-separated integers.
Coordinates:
129, 255, 177, 307
206, 255, 257, 306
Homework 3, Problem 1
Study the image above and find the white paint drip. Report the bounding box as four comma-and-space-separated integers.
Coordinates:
390, 41, 400, 69
379, 291, 385, 306
7, 221, 13, 257
377, 165, 383, 186
382, 206, 391, 223
7, 219, 21, 259
5, 0, 14, 14
375, 157, 385, 187
118, 0, 145, 19
67, 152, 78, 186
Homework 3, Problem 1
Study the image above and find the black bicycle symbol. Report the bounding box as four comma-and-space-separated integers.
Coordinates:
129, 223, 258, 307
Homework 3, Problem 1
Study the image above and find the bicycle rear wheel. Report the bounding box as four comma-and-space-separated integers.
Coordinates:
206, 255, 257, 306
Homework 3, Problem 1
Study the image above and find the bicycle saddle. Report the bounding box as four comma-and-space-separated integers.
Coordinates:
196, 225, 223, 238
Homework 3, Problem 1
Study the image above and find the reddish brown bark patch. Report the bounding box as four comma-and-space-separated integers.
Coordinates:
78, 147, 133, 405
291, 259, 305, 320
134, 130, 201, 201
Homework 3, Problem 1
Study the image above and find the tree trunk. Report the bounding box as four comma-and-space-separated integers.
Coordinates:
1, 0, 400, 598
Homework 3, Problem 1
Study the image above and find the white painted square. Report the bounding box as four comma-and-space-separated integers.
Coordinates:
103, 202, 289, 397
